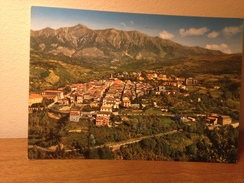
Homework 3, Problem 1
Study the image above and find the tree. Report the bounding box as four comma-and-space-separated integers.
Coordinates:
42, 98, 54, 107
82, 105, 93, 112
140, 138, 156, 151
120, 146, 133, 160
88, 133, 96, 147
63, 85, 71, 95
86, 149, 100, 159
186, 144, 197, 155
98, 146, 114, 159
110, 113, 121, 124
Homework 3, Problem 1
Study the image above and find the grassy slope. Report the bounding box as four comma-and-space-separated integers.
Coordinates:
29, 57, 92, 92
29, 52, 242, 93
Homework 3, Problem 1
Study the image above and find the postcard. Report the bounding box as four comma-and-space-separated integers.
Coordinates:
28, 6, 242, 162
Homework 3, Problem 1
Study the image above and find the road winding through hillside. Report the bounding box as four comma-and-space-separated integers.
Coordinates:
95, 130, 178, 150
28, 130, 179, 153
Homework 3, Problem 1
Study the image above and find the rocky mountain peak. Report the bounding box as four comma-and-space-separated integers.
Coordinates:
30, 24, 225, 60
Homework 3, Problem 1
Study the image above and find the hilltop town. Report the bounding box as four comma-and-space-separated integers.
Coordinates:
28, 70, 240, 162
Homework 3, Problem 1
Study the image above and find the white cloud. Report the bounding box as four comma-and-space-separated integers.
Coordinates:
120, 21, 135, 27
120, 22, 126, 27
159, 30, 175, 39
205, 43, 232, 54
129, 21, 134, 25
222, 25, 242, 37
207, 31, 219, 38
179, 27, 209, 37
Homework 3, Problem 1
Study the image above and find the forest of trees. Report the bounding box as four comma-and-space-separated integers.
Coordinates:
28, 107, 239, 163
116, 125, 238, 163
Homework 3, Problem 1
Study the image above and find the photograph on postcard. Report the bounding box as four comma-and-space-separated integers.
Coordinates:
28, 6, 243, 162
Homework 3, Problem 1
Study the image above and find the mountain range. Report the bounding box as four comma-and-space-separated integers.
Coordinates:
30, 24, 224, 62
30, 24, 242, 92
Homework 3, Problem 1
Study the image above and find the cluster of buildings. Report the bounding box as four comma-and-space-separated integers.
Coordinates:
117, 71, 198, 86
29, 72, 237, 128
29, 75, 154, 126
205, 113, 239, 128
92, 77, 153, 126
206, 113, 232, 126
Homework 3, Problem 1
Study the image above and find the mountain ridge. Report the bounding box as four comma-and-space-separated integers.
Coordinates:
30, 24, 242, 93
30, 24, 225, 61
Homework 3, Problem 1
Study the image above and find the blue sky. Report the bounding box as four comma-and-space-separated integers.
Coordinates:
31, 6, 243, 53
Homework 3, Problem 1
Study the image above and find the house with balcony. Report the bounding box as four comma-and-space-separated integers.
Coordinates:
100, 105, 113, 112
70, 110, 80, 122
97, 111, 111, 117
122, 97, 131, 108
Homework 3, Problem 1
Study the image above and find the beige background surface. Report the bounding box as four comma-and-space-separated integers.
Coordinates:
0, 0, 244, 138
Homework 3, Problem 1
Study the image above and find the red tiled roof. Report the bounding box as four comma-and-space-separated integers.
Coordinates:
70, 111, 80, 115
44, 90, 62, 93
123, 99, 130, 103
101, 106, 112, 109
29, 94, 43, 99
97, 111, 111, 115
42, 94, 57, 99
